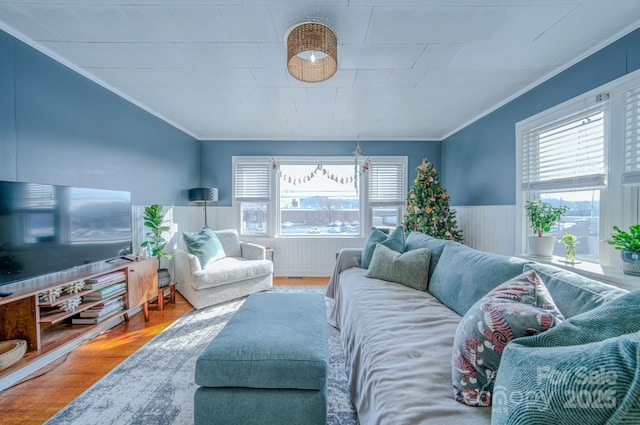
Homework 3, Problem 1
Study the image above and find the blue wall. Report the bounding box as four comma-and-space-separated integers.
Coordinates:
0, 30, 200, 206
200, 140, 441, 206
442, 28, 640, 206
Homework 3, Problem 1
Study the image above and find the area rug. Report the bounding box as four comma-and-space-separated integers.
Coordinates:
45, 286, 357, 425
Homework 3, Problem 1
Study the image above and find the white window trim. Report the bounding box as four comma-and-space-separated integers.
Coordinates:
516, 68, 640, 271
233, 155, 407, 238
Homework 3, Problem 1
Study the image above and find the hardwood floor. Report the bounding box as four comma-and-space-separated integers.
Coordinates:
0, 277, 328, 425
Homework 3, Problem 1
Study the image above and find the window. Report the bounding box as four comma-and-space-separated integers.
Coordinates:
516, 69, 640, 267
520, 105, 606, 263
369, 158, 407, 232
279, 161, 360, 235
234, 156, 407, 237
234, 158, 271, 235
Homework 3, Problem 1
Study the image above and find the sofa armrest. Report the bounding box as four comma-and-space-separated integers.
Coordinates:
240, 242, 266, 261
174, 248, 202, 288
326, 248, 362, 299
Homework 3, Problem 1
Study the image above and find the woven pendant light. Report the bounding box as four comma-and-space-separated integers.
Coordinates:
287, 23, 337, 83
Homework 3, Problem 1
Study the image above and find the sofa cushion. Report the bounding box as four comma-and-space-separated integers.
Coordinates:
404, 231, 457, 280
183, 227, 225, 267
361, 226, 405, 269
452, 270, 563, 407
336, 267, 492, 424
196, 293, 328, 391
366, 244, 431, 291
214, 229, 242, 258
192, 257, 273, 290
429, 244, 531, 316
523, 263, 627, 318
492, 289, 640, 424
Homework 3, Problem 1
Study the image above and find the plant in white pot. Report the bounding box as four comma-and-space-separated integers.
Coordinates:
525, 200, 568, 258
607, 224, 640, 276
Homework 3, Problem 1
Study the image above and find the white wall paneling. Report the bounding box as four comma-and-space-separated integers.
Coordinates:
453, 205, 516, 256
133, 205, 364, 277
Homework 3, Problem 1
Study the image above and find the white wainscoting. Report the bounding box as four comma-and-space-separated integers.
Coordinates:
134, 205, 365, 277
133, 204, 517, 277
452, 205, 516, 256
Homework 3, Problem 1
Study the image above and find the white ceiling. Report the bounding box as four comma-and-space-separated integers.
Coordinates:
1, 1, 639, 141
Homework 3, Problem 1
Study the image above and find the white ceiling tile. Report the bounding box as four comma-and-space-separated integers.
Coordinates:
175, 43, 265, 68
219, 6, 278, 43
340, 44, 426, 70
42, 41, 184, 69
413, 43, 464, 69
169, 6, 232, 42
354, 69, 427, 88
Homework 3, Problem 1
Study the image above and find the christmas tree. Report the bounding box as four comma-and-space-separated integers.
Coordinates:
404, 159, 463, 242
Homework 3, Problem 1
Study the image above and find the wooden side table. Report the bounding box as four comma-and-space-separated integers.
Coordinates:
265, 247, 274, 262
149, 282, 176, 311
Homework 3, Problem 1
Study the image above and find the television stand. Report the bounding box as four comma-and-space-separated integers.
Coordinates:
0, 258, 158, 391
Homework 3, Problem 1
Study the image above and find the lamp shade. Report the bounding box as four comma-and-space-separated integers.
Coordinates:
287, 22, 337, 83
189, 188, 218, 202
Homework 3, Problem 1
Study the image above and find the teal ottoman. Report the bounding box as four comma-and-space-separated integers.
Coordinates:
194, 292, 328, 425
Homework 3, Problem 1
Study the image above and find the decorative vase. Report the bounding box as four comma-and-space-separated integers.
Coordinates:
528, 236, 555, 258
158, 268, 172, 288
564, 244, 576, 262
620, 251, 640, 276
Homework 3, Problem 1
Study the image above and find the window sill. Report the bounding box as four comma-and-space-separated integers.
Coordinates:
517, 254, 640, 291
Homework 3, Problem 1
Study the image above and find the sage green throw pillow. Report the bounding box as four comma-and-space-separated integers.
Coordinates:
183, 227, 225, 268
492, 290, 640, 425
366, 244, 430, 291
360, 226, 405, 269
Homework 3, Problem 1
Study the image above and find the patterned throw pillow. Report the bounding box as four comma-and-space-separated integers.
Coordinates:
182, 227, 225, 268
492, 289, 640, 425
452, 270, 564, 407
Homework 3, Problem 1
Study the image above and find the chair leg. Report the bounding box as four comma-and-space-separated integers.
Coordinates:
158, 288, 165, 311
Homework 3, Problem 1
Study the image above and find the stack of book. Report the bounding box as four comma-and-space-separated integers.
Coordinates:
83, 271, 126, 291
72, 296, 126, 325
83, 281, 126, 301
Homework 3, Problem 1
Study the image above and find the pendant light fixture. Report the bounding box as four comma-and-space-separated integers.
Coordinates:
287, 22, 337, 83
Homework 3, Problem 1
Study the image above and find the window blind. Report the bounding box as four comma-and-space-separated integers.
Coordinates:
521, 105, 606, 192
368, 159, 406, 203
234, 159, 271, 201
624, 88, 640, 185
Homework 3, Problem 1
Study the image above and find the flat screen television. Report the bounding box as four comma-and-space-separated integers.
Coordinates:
0, 180, 133, 287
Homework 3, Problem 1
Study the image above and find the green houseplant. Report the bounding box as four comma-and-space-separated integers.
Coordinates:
141, 204, 173, 287
607, 224, 640, 276
525, 200, 568, 257
558, 232, 578, 263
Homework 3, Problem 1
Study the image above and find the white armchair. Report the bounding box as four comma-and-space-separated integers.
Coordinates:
174, 229, 273, 309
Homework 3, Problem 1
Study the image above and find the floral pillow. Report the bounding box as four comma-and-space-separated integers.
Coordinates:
452, 270, 564, 407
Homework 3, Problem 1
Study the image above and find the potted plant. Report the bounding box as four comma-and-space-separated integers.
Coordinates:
607, 224, 640, 276
525, 200, 568, 257
558, 232, 578, 263
141, 204, 173, 287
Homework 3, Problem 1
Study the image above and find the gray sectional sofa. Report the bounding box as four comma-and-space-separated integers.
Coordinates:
326, 230, 637, 425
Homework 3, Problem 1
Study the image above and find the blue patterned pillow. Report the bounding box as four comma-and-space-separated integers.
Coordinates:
183, 227, 225, 268
452, 271, 564, 407
360, 226, 405, 269
492, 289, 640, 424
